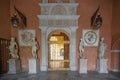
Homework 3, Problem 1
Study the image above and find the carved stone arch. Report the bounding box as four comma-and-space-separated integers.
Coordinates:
38, 2, 80, 71
48, 29, 70, 40
46, 27, 71, 41
51, 5, 67, 15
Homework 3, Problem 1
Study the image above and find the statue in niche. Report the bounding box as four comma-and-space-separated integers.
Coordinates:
9, 37, 19, 59
98, 37, 107, 59
31, 37, 39, 59
79, 38, 85, 59
56, 0, 63, 3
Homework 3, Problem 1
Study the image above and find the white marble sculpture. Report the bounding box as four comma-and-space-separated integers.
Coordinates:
98, 37, 107, 59
96, 59, 108, 73
79, 59, 87, 73
79, 38, 85, 58
7, 59, 21, 74
9, 37, 19, 59
31, 37, 39, 58
29, 59, 39, 74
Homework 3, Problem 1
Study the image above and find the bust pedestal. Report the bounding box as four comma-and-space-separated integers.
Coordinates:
79, 58, 87, 74
28, 58, 39, 74
7, 59, 21, 74
96, 58, 108, 73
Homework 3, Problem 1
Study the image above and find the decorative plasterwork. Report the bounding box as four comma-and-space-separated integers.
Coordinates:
38, 18, 79, 27
39, 3, 79, 15
82, 30, 99, 46
42, 0, 75, 3
38, 2, 80, 71
19, 30, 35, 46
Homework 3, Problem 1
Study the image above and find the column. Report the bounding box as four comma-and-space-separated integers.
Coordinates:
70, 27, 77, 71
40, 27, 48, 71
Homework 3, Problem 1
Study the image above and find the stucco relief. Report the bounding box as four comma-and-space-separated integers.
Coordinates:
41, 6, 49, 15
40, 20, 78, 27
51, 5, 67, 15
69, 6, 76, 15
38, 2, 79, 71
19, 30, 35, 46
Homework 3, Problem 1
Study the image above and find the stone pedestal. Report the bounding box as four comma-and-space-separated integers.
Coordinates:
79, 59, 87, 74
96, 58, 108, 73
29, 58, 39, 74
7, 59, 21, 74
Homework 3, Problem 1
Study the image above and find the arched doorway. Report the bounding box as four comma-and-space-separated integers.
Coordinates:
48, 31, 70, 70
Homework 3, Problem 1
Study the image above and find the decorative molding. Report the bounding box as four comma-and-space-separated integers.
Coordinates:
38, 15, 79, 20
38, 2, 80, 71
38, 18, 79, 27
19, 30, 35, 46
82, 29, 99, 46
110, 69, 120, 72
39, 3, 79, 15
111, 50, 120, 53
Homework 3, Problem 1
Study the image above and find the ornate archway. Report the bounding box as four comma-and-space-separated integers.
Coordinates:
38, 1, 80, 71
48, 30, 70, 70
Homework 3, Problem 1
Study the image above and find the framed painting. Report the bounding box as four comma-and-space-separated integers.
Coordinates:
82, 29, 99, 46
19, 30, 35, 46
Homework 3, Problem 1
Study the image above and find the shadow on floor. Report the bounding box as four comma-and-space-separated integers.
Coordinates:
0, 71, 120, 80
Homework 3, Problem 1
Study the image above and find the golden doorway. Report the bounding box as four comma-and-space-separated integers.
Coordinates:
48, 31, 70, 70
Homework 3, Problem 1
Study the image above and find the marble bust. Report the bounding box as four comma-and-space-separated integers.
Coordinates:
98, 37, 107, 59
31, 37, 39, 58
79, 38, 85, 58
9, 37, 19, 59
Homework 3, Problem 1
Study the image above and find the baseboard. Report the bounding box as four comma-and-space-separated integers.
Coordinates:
110, 69, 120, 72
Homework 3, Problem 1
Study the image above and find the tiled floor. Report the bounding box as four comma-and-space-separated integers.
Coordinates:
0, 71, 120, 80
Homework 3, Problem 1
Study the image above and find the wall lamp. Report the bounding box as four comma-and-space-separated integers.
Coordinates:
11, 14, 19, 28
94, 13, 102, 29
91, 6, 102, 29
11, 6, 27, 29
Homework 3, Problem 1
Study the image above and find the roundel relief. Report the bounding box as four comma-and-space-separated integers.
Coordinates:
51, 5, 67, 15
19, 30, 35, 46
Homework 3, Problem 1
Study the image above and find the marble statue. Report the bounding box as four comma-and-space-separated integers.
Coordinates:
79, 38, 85, 58
9, 37, 19, 59
98, 37, 107, 59
31, 37, 38, 58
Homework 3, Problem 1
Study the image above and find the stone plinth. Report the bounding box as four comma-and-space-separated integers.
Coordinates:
96, 58, 108, 73
29, 58, 39, 74
7, 59, 21, 74
79, 58, 87, 74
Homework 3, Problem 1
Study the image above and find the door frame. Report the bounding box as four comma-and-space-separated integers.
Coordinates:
40, 27, 77, 71
48, 32, 70, 70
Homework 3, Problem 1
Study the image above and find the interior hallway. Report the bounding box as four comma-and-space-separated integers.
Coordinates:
0, 71, 120, 80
